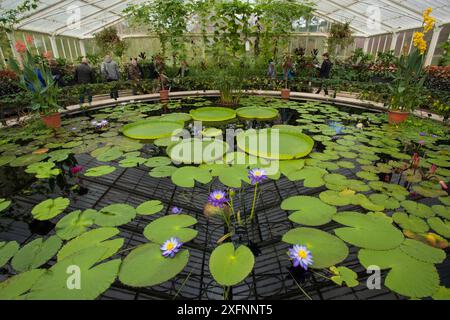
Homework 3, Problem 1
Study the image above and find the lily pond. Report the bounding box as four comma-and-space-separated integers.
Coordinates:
0, 96, 449, 300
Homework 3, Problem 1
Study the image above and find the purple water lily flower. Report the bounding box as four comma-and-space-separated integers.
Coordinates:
160, 237, 183, 258
248, 168, 268, 185
419, 132, 426, 136
288, 245, 313, 270
208, 190, 228, 207
171, 206, 183, 214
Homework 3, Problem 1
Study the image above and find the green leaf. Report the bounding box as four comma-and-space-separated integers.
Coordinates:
393, 212, 429, 233
136, 200, 163, 216
330, 266, 359, 288
333, 212, 404, 250
0, 269, 46, 300
11, 236, 62, 273
31, 197, 70, 221
149, 165, 177, 178
281, 196, 336, 226
432, 286, 450, 300
167, 138, 230, 164
119, 243, 189, 287
95, 204, 136, 227
143, 214, 197, 244
57, 227, 123, 262
0, 241, 20, 268
0, 198, 11, 213
84, 165, 116, 177
25, 247, 120, 300
209, 243, 254, 286
399, 239, 445, 264
358, 248, 440, 298
55, 209, 97, 240
427, 217, 450, 238
119, 157, 146, 168
282, 228, 348, 269
432, 205, 450, 220
171, 166, 212, 187
145, 156, 172, 168
401, 201, 434, 219
25, 162, 60, 179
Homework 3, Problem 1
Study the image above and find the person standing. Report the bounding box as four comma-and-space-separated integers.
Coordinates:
128, 58, 142, 95
101, 55, 120, 100
316, 52, 333, 95
74, 57, 94, 105
267, 59, 276, 80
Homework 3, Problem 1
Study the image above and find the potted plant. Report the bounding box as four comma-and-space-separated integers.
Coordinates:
387, 8, 435, 124
10, 47, 61, 129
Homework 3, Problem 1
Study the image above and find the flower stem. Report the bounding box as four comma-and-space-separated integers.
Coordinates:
250, 183, 258, 221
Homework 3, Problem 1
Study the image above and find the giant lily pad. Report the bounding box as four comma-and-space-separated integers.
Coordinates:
333, 212, 404, 250
122, 120, 184, 140
281, 196, 337, 226
11, 236, 62, 272
209, 243, 254, 286
236, 106, 279, 120
119, 243, 189, 287
358, 248, 440, 298
190, 107, 236, 122
95, 204, 136, 227
282, 228, 348, 269
236, 129, 314, 160
167, 138, 229, 164
31, 197, 70, 221
143, 214, 197, 243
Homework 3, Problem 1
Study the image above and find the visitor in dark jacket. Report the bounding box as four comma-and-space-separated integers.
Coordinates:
101, 55, 120, 100
75, 57, 94, 104
316, 52, 333, 95
128, 58, 142, 95
49, 59, 65, 87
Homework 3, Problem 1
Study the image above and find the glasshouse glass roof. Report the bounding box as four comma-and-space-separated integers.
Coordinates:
1, 0, 450, 38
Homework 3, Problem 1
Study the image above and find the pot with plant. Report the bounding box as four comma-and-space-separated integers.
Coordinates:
387, 7, 435, 124
281, 55, 293, 99
10, 46, 62, 129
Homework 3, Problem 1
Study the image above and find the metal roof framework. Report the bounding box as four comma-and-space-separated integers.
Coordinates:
1, 0, 449, 39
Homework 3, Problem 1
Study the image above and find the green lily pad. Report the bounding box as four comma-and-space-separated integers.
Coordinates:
55, 209, 97, 240
190, 107, 236, 122
427, 217, 450, 238
96, 147, 123, 162
57, 227, 123, 262
171, 166, 212, 187
145, 156, 172, 168
31, 197, 70, 221
432, 205, 450, 220
84, 165, 116, 177
287, 166, 327, 187
333, 211, 404, 250
202, 128, 223, 137
236, 129, 314, 160
393, 212, 429, 233
25, 246, 120, 300
399, 239, 445, 264
119, 243, 189, 287
95, 204, 136, 227
9, 154, 47, 167
202, 164, 250, 188
11, 236, 62, 273
0, 269, 46, 299
282, 228, 348, 269
167, 138, 229, 164
209, 243, 255, 286
0, 155, 15, 167
48, 149, 72, 162
25, 162, 60, 179
236, 106, 279, 120
136, 200, 163, 216
149, 165, 177, 178
0, 241, 19, 268
412, 185, 447, 198
143, 214, 198, 243
281, 196, 337, 226
401, 201, 434, 219
330, 266, 359, 288
368, 194, 400, 210
358, 247, 440, 298
439, 197, 450, 206
0, 198, 11, 213
119, 157, 146, 168
122, 120, 184, 140
432, 286, 450, 300
160, 112, 191, 122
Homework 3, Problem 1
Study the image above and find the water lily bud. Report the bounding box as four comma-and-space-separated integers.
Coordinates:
439, 180, 448, 190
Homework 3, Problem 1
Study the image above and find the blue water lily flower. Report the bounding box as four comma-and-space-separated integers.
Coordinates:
160, 237, 183, 258
248, 168, 268, 185
208, 190, 228, 207
288, 245, 313, 270
171, 206, 183, 214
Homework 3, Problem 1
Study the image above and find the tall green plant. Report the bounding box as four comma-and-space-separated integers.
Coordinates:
9, 48, 59, 115
93, 27, 127, 58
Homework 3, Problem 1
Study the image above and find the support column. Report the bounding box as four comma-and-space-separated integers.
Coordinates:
425, 25, 443, 66
6, 32, 17, 58
49, 36, 59, 58
79, 39, 86, 57
363, 37, 369, 53
390, 32, 398, 51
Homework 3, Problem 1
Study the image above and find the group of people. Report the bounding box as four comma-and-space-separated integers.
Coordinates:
267, 52, 333, 95
74, 54, 169, 105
